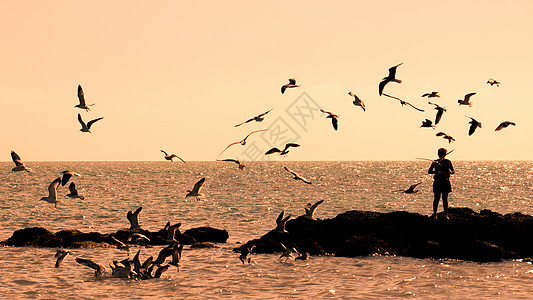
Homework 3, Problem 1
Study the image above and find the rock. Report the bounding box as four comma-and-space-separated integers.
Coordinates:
182, 227, 229, 244
190, 242, 218, 249
4, 227, 58, 247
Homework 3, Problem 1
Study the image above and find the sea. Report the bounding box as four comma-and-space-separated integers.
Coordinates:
0, 161, 532, 299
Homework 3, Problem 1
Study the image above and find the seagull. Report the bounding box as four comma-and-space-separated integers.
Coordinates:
77, 113, 104, 133
162, 222, 182, 242
234, 109, 273, 127
128, 233, 151, 244
495, 121, 516, 131
436, 132, 455, 143
217, 158, 245, 170
154, 242, 178, 265
40, 177, 61, 208
60, 170, 81, 186
169, 244, 184, 271
382, 94, 424, 112
10, 150, 32, 172
65, 182, 85, 200
127, 207, 143, 229
467, 116, 482, 136
420, 119, 436, 129
55, 250, 70, 267
487, 78, 501, 87
161, 150, 185, 163
320, 109, 339, 131
422, 91, 440, 98
281, 78, 301, 94
275, 211, 291, 233
379, 63, 403, 96
110, 236, 130, 253
265, 143, 300, 156
428, 102, 447, 125
304, 200, 324, 220
75, 85, 94, 111
394, 182, 422, 194
185, 177, 206, 199
239, 244, 255, 264
458, 92, 476, 106
75, 257, 108, 278
348, 92, 366, 111
218, 129, 268, 157
283, 166, 312, 184
279, 242, 299, 261
153, 264, 170, 278
295, 251, 309, 261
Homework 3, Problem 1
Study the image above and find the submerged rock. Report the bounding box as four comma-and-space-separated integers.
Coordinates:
235, 207, 533, 262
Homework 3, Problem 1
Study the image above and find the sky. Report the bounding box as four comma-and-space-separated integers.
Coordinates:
1, 1, 532, 161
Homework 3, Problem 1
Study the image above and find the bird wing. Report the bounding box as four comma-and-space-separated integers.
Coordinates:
77, 85, 86, 106
388, 63, 402, 77
68, 182, 77, 194
276, 211, 285, 224
435, 109, 444, 124
218, 158, 239, 164
288, 78, 296, 85
61, 171, 73, 186
320, 109, 332, 115
111, 236, 127, 248
281, 85, 288, 94
310, 200, 324, 213
436, 132, 445, 137
133, 206, 142, 217
234, 118, 253, 127
495, 122, 507, 131
170, 154, 186, 163
408, 182, 422, 191
265, 147, 281, 155
10, 151, 24, 166
218, 141, 241, 157
284, 166, 297, 177
77, 114, 87, 130
87, 117, 104, 129
191, 178, 205, 193
378, 79, 388, 96
257, 108, 273, 118
404, 101, 425, 112
468, 122, 478, 136
161, 150, 169, 156
245, 129, 268, 139
48, 177, 61, 199
331, 116, 338, 130
422, 93, 430, 97
76, 258, 105, 273
464, 92, 476, 101
285, 143, 300, 150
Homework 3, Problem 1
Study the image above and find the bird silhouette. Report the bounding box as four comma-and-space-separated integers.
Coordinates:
422, 91, 440, 98
495, 121, 516, 131
161, 150, 185, 163
265, 143, 300, 156
234, 109, 272, 127
383, 93, 424, 112
428, 102, 447, 125
421, 119, 436, 129
348, 92, 366, 111
379, 63, 402, 96
281, 78, 300, 94
218, 129, 268, 157
436, 132, 455, 143
320, 109, 339, 130
487, 78, 501, 87
466, 116, 482, 136
78, 114, 103, 133
458, 92, 476, 106
75, 85, 94, 111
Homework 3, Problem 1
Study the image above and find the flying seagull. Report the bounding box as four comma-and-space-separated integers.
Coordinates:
379, 63, 403, 96
382, 93, 424, 112
487, 78, 501, 87
422, 91, 440, 98
162, 222, 182, 243
458, 92, 476, 106
185, 177, 206, 199
218, 129, 268, 157
467, 116, 482, 136
281, 78, 301, 94
421, 119, 436, 129
66, 182, 85, 200
279, 242, 300, 261
161, 150, 185, 163
169, 243, 184, 271
265, 143, 300, 156
275, 211, 291, 233
234, 109, 273, 127
75, 85, 94, 111
320, 109, 339, 131
436, 132, 455, 143
394, 182, 422, 194
10, 150, 32, 172
428, 102, 447, 125
495, 121, 516, 131
239, 244, 255, 264
304, 200, 324, 220
217, 158, 245, 170
75, 257, 108, 278
77, 113, 103, 133
60, 170, 81, 186
40, 177, 61, 208
55, 250, 70, 267
284, 166, 312, 184
127, 207, 143, 229
348, 92, 366, 111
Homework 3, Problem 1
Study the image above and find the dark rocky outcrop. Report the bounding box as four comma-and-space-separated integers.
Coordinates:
234, 207, 533, 262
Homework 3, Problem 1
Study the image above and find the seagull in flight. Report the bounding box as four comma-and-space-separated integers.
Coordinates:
348, 92, 366, 111
284, 166, 312, 184
66, 182, 85, 200
436, 132, 455, 143
55, 250, 70, 267
265, 143, 300, 156
421, 119, 436, 129
75, 257, 108, 278
161, 150, 185, 163
320, 109, 339, 131
304, 200, 324, 220
281, 78, 301, 94
127, 207, 143, 229
495, 121, 515, 131
40, 177, 61, 208
234, 109, 272, 127
487, 78, 501, 87
382, 94, 424, 112
394, 182, 422, 194
217, 158, 245, 170
275, 211, 291, 233
10, 150, 32, 172
379, 63, 403, 96
61, 170, 81, 186
422, 91, 440, 98
428, 102, 446, 125
467, 116, 482, 136
77, 113, 103, 133
458, 92, 476, 106
218, 129, 267, 157
75, 85, 94, 111
185, 177, 206, 200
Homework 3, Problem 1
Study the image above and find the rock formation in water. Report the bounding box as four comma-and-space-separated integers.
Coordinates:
234, 207, 533, 262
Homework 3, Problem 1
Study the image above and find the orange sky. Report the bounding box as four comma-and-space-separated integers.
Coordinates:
1, 1, 532, 161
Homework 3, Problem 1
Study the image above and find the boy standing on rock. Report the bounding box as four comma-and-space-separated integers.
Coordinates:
428, 148, 455, 219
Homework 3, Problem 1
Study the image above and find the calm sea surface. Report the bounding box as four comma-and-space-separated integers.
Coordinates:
1, 161, 532, 299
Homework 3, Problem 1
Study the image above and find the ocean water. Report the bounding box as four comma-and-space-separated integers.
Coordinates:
0, 161, 532, 299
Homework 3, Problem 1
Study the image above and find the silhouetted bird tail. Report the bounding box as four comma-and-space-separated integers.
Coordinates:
392, 79, 402, 84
